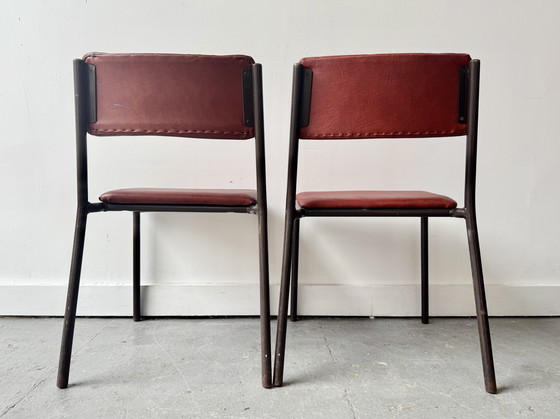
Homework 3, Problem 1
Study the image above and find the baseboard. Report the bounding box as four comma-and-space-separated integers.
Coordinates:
1, 284, 559, 316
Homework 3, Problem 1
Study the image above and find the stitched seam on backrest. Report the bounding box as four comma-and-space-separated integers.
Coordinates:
89, 128, 253, 136
303, 129, 466, 138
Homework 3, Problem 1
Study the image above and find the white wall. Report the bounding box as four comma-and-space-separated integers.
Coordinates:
1, 0, 559, 316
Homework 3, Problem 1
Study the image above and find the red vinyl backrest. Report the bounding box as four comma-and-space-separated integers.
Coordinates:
299, 54, 471, 139
84, 53, 255, 139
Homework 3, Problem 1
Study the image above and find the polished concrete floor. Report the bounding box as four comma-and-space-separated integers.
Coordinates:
1, 316, 559, 418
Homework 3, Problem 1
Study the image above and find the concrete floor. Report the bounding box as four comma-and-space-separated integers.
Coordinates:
1, 317, 559, 418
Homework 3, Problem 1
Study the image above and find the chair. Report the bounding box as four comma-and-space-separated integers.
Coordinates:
57, 53, 271, 389
273, 54, 497, 393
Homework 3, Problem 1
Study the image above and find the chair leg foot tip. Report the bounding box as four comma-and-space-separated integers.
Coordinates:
262, 375, 273, 389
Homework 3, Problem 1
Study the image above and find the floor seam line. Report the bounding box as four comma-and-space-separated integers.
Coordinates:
0, 366, 56, 417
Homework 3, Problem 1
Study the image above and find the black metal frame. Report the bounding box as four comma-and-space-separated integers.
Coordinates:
273, 59, 497, 394
58, 59, 272, 389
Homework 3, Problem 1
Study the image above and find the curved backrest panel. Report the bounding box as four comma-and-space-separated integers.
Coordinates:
299, 54, 471, 139
85, 53, 255, 139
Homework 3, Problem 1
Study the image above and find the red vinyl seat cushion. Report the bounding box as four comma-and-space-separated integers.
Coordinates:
296, 190, 457, 209
99, 188, 257, 206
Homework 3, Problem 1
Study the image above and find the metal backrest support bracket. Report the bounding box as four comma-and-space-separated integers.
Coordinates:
458, 65, 469, 123
242, 67, 254, 127
86, 63, 97, 123
298, 67, 313, 127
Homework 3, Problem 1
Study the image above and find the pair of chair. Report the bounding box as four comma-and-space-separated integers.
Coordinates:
58, 52, 497, 394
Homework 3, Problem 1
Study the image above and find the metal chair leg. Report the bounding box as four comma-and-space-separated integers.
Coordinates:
57, 209, 88, 389
273, 212, 296, 387
289, 218, 300, 322
133, 212, 141, 322
256, 205, 272, 389
421, 217, 429, 324
465, 214, 497, 394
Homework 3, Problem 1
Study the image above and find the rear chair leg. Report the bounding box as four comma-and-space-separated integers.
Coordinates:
465, 214, 497, 394
289, 218, 300, 322
57, 209, 88, 389
133, 212, 141, 322
273, 212, 297, 387
257, 206, 272, 388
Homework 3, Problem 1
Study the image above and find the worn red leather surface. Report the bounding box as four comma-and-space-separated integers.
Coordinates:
99, 188, 257, 206
85, 53, 254, 139
297, 190, 457, 209
299, 54, 470, 139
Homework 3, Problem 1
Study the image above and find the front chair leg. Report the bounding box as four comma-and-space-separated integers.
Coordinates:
133, 212, 141, 322
421, 217, 429, 324
465, 214, 497, 394
57, 209, 88, 389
